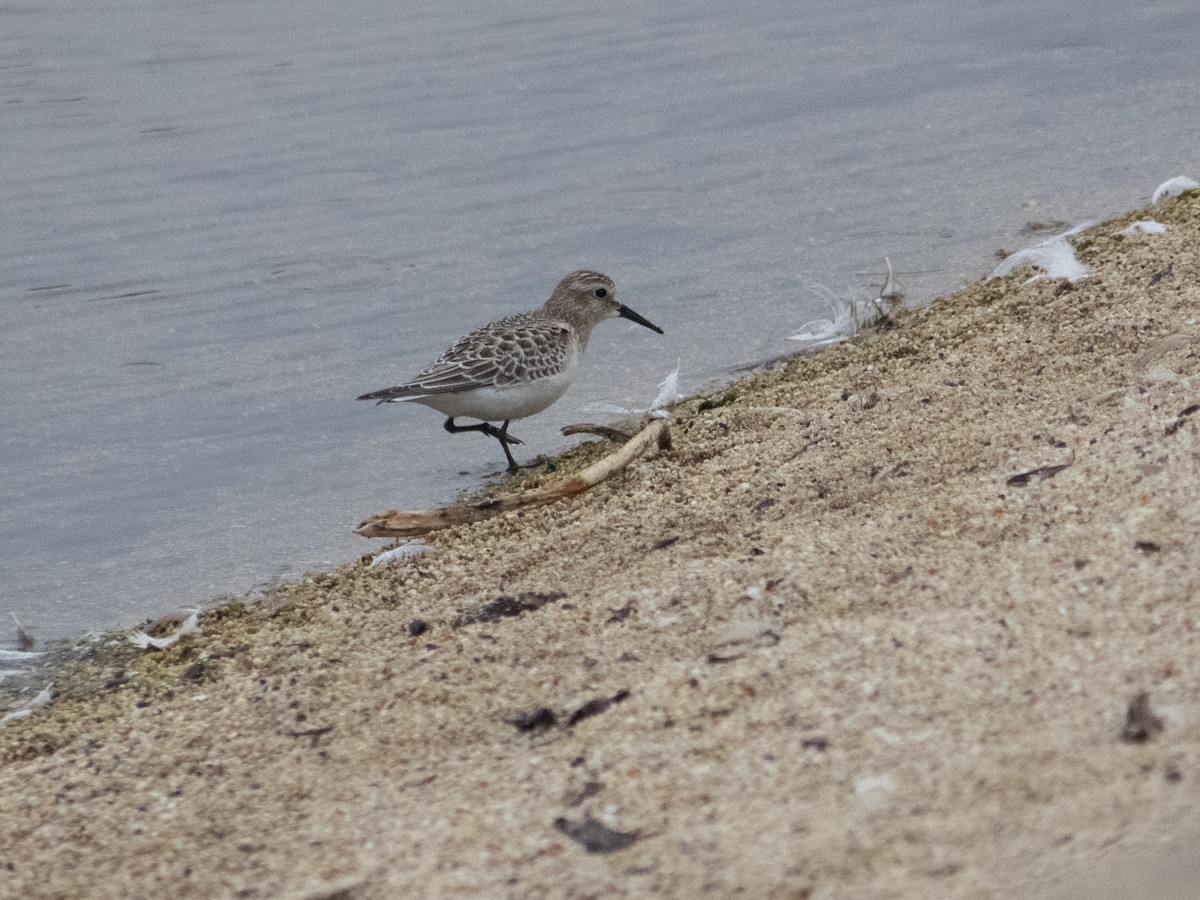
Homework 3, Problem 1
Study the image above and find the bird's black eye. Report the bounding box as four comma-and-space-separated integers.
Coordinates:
594, 288, 608, 298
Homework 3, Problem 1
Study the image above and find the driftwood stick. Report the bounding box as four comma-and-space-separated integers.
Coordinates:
354, 418, 670, 539
560, 422, 636, 442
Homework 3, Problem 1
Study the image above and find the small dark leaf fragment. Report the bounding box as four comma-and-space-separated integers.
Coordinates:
554, 814, 639, 854
706, 653, 741, 665
452, 591, 567, 627
1121, 692, 1164, 744
1149, 262, 1174, 285
651, 536, 680, 551
285, 724, 333, 748
1165, 403, 1199, 436
606, 603, 633, 624
567, 689, 630, 727
407, 619, 429, 636
1133, 541, 1161, 553
507, 708, 557, 734
1007, 453, 1074, 486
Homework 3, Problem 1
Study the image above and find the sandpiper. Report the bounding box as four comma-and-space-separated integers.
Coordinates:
358, 270, 664, 471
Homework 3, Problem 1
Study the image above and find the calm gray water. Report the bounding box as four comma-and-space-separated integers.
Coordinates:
2, 0, 1197, 643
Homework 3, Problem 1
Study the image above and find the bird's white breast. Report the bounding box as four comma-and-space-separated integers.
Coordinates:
406, 353, 579, 423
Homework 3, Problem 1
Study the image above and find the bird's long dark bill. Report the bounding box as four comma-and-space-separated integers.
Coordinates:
618, 304, 664, 334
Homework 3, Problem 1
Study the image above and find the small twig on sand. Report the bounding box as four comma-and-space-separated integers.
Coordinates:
560, 422, 637, 442
355, 418, 671, 539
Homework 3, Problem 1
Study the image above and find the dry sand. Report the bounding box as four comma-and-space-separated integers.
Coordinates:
2, 192, 1199, 899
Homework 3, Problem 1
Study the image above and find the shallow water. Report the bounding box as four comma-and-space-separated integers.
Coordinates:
2, 0, 1198, 642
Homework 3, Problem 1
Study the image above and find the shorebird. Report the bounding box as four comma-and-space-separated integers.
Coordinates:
357, 270, 663, 471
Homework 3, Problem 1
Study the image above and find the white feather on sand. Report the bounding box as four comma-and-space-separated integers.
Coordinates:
128, 609, 200, 651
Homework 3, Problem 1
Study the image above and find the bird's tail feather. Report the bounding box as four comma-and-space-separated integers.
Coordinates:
356, 386, 425, 404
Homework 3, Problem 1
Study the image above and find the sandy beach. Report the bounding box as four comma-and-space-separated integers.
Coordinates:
2, 190, 1199, 899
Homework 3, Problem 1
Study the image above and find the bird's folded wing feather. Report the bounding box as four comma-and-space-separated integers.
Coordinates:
362, 316, 573, 401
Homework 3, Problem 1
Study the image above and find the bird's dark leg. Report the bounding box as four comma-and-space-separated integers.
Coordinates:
496, 420, 519, 472
443, 417, 523, 445
443, 417, 523, 471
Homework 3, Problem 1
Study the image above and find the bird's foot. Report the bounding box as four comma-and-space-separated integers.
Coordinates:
481, 423, 522, 446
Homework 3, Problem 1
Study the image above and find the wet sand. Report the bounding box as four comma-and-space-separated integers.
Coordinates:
2, 192, 1199, 899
